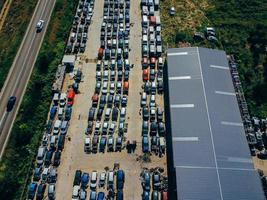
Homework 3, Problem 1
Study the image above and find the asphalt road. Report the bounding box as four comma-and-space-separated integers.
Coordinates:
0, 0, 56, 159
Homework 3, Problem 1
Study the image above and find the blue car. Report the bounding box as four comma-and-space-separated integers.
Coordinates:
27, 182, 38, 199
90, 191, 97, 200
116, 170, 125, 190
49, 106, 57, 120
81, 172, 89, 188
97, 192, 105, 200
116, 190, 123, 200
142, 191, 149, 200
142, 136, 149, 153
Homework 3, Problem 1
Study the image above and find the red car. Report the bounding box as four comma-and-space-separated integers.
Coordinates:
67, 89, 75, 106
143, 69, 149, 81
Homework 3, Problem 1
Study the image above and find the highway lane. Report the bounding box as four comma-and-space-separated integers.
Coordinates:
0, 0, 56, 159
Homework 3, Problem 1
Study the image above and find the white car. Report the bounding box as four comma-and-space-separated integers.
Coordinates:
90, 171, 98, 190
36, 20, 44, 32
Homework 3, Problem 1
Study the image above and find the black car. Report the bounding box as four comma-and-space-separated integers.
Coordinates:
107, 95, 114, 108
33, 166, 43, 181
97, 108, 103, 120
112, 107, 119, 121
44, 150, 53, 166
99, 95, 106, 109
143, 107, 149, 121
58, 134, 65, 150
73, 170, 82, 186
36, 184, 46, 200
88, 107, 95, 121
53, 151, 61, 166
150, 122, 158, 136
152, 172, 161, 190
6, 96, 16, 112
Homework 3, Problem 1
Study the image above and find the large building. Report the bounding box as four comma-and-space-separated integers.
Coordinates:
164, 47, 264, 200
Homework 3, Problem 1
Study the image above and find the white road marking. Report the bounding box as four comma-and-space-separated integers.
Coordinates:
215, 91, 236, 96
173, 137, 199, 142
221, 121, 243, 127
169, 76, 191, 80
210, 65, 229, 70
170, 104, 194, 108
168, 52, 188, 56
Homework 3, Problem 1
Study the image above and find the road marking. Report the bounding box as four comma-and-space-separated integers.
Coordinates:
210, 64, 229, 70
169, 76, 191, 80
170, 104, 194, 108
215, 91, 235, 96
173, 137, 199, 142
197, 47, 224, 200
221, 121, 243, 127
168, 52, 188, 56
175, 165, 255, 171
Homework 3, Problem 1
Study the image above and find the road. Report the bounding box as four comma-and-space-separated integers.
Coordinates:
0, 0, 56, 159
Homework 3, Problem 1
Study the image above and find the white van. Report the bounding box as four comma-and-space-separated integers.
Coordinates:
53, 120, 62, 135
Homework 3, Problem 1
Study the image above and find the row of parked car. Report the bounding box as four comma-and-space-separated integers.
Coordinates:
27, 0, 92, 199
139, 0, 166, 158
140, 169, 167, 200
84, 0, 131, 154
72, 167, 125, 200
66, 0, 95, 54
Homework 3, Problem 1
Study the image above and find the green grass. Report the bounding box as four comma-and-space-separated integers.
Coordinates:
0, 0, 78, 199
0, 0, 38, 89
161, 0, 267, 118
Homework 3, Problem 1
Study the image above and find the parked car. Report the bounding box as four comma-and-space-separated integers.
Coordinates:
90, 171, 98, 190
48, 184, 56, 200
116, 170, 125, 190
27, 182, 38, 200
36, 184, 46, 200
73, 170, 82, 186
90, 191, 97, 200
142, 136, 149, 153
81, 172, 90, 188
142, 171, 151, 191
99, 172, 106, 188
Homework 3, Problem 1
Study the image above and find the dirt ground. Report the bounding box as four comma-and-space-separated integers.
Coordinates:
55, 0, 167, 199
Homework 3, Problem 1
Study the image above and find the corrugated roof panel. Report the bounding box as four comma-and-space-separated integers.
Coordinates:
166, 47, 264, 200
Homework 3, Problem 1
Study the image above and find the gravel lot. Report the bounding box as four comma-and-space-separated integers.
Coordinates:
55, 0, 167, 199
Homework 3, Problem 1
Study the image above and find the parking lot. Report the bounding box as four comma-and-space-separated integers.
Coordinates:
56, 0, 167, 199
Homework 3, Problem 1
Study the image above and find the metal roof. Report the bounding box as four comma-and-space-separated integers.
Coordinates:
165, 47, 264, 200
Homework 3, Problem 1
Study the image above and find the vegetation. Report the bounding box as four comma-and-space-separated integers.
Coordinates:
206, 0, 267, 117
0, 0, 38, 89
161, 0, 267, 117
0, 0, 78, 199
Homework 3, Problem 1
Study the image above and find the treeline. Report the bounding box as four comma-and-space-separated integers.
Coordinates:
0, 0, 38, 88
206, 0, 267, 117
0, 0, 78, 199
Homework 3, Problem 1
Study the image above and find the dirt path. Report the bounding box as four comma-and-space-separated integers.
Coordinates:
0, 0, 12, 31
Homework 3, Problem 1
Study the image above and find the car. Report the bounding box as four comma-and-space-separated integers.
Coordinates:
158, 122, 166, 136
44, 149, 53, 166
150, 95, 156, 107
90, 171, 98, 190
116, 136, 123, 151
150, 107, 156, 122
27, 182, 38, 199
142, 136, 149, 153
90, 191, 97, 200
33, 166, 43, 181
116, 190, 123, 200
107, 171, 114, 190
142, 121, 149, 136
97, 192, 105, 200
157, 107, 163, 122
143, 106, 149, 121
152, 172, 161, 190
141, 92, 147, 107
142, 191, 150, 200
142, 171, 151, 191
143, 69, 149, 81
150, 121, 158, 136
48, 184, 55, 200
6, 96, 16, 112
116, 170, 125, 190
53, 151, 61, 166
112, 107, 119, 121
99, 172, 106, 188
36, 184, 46, 200
84, 137, 91, 153
151, 136, 158, 152
48, 168, 57, 183
151, 190, 159, 200
121, 96, 128, 107
36, 20, 44, 32
81, 172, 90, 188
80, 189, 87, 200
150, 69, 156, 81
73, 170, 82, 186
107, 136, 114, 152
